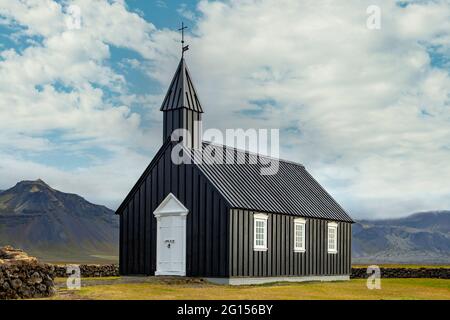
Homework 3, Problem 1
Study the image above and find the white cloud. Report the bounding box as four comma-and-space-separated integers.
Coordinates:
0, 149, 150, 208
176, 0, 450, 219
177, 3, 197, 21
1, 0, 450, 219
0, 0, 166, 207
0, 0, 65, 37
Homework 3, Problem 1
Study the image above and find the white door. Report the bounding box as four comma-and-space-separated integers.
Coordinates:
154, 193, 188, 276
157, 215, 185, 274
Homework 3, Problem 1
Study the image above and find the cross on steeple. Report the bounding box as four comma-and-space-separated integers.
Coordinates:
179, 22, 189, 57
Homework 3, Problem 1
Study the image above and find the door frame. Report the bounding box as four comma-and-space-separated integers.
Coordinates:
153, 193, 189, 276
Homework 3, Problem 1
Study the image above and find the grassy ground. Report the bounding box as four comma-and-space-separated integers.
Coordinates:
47, 277, 450, 300
43, 255, 119, 265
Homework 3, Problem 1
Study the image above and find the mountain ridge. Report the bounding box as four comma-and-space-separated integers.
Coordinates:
0, 179, 118, 263
353, 210, 450, 264
1, 180, 448, 264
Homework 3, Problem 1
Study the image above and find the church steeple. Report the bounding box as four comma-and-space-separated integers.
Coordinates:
160, 57, 204, 148
160, 58, 203, 113
160, 23, 203, 148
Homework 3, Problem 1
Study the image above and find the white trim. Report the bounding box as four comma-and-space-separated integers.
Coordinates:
328, 222, 338, 228
253, 213, 269, 220
293, 218, 306, 252
253, 213, 268, 251
327, 222, 338, 254
205, 275, 350, 286
153, 193, 189, 217
154, 193, 189, 276
155, 270, 186, 276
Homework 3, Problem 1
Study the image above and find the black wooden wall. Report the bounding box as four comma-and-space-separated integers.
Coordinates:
118, 142, 352, 278
118, 142, 230, 277
229, 209, 352, 277
163, 109, 202, 148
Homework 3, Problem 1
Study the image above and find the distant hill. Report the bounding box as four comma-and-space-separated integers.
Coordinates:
1, 180, 448, 265
353, 211, 450, 264
0, 180, 118, 263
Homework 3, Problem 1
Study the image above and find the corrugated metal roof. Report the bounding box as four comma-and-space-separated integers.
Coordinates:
160, 58, 204, 113
185, 142, 353, 223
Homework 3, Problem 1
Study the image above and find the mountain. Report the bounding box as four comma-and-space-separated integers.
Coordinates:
353, 211, 450, 264
0, 179, 118, 263
2, 180, 448, 265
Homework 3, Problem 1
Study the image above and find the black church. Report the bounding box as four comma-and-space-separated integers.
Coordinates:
116, 54, 354, 285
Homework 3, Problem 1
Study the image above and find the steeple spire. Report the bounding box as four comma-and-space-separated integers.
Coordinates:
160, 58, 203, 112
160, 49, 204, 149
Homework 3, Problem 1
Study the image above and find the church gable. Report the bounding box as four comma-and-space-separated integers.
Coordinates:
117, 140, 231, 276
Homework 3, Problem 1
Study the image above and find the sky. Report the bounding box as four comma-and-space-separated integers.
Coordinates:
0, 0, 449, 219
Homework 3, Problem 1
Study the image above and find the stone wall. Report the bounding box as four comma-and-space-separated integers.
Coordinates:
52, 265, 450, 279
53, 264, 119, 278
0, 246, 55, 300
53, 265, 449, 279
351, 267, 450, 279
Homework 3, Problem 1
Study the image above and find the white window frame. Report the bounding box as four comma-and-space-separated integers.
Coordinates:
294, 218, 306, 252
327, 222, 338, 254
253, 213, 268, 251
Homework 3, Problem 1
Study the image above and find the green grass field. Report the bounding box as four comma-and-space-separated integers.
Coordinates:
47, 277, 450, 300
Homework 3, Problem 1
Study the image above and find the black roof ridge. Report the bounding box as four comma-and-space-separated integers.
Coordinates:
201, 140, 305, 168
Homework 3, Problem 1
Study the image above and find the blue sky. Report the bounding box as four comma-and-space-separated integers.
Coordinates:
129, 0, 198, 29
0, 0, 450, 219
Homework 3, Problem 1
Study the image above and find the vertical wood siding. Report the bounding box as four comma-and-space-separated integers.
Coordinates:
163, 109, 202, 148
118, 143, 230, 277
229, 209, 352, 277
118, 141, 352, 278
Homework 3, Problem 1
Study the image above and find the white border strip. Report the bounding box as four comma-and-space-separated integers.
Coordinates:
205, 275, 350, 285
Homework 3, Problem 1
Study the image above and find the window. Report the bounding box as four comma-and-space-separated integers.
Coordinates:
253, 213, 268, 251
328, 222, 338, 254
294, 218, 306, 252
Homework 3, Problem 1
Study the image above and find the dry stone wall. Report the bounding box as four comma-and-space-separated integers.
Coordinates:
0, 246, 55, 299
52, 265, 450, 279
351, 267, 450, 279
53, 264, 119, 278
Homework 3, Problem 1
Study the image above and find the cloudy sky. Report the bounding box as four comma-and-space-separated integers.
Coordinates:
0, 0, 449, 219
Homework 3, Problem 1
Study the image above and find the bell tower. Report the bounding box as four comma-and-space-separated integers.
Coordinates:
160, 24, 203, 149
160, 58, 203, 148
